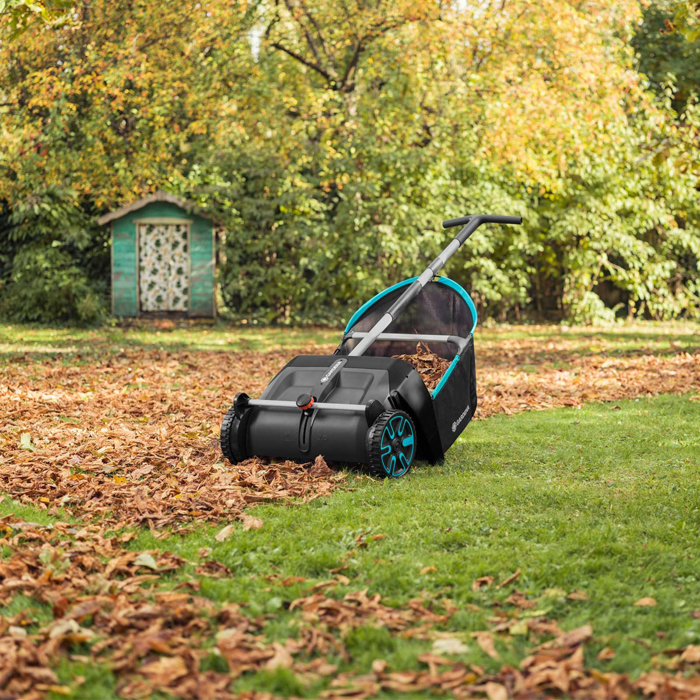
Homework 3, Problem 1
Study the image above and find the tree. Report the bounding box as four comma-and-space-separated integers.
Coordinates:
1, 0, 698, 324
0, 0, 73, 37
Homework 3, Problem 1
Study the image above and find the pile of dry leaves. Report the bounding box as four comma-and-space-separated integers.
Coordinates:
477, 349, 700, 418
393, 342, 452, 391
2, 339, 699, 534
1, 349, 343, 530
0, 514, 452, 699
323, 622, 700, 700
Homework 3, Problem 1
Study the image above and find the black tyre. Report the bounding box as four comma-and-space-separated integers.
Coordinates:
220, 405, 238, 464
366, 410, 416, 478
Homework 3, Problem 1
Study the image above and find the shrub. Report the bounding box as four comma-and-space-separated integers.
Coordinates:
0, 187, 108, 325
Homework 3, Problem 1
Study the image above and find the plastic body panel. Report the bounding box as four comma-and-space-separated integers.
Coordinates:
432, 336, 478, 451
246, 355, 444, 464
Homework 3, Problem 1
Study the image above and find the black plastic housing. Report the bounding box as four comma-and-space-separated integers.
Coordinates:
243, 355, 444, 465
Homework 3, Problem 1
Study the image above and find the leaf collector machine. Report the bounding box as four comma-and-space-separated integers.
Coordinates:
220, 214, 523, 478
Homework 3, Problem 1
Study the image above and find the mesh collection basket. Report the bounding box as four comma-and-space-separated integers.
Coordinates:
339, 277, 478, 452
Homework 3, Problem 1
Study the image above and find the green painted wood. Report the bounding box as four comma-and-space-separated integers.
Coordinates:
109, 200, 215, 318
112, 219, 138, 317
189, 214, 215, 317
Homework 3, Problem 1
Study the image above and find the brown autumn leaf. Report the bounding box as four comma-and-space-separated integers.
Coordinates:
140, 655, 189, 684
266, 642, 294, 670
504, 591, 536, 609
241, 513, 263, 530
420, 566, 437, 575
475, 632, 500, 660
680, 645, 700, 663
371, 659, 388, 674
597, 646, 616, 661
472, 576, 494, 592
634, 597, 657, 607
550, 624, 593, 648
483, 681, 509, 700
215, 524, 235, 542
496, 569, 521, 588
567, 589, 589, 601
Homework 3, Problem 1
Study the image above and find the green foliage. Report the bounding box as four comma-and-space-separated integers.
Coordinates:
0, 0, 72, 37
0, 187, 108, 324
672, 1, 700, 42
0, 0, 699, 325
634, 0, 700, 111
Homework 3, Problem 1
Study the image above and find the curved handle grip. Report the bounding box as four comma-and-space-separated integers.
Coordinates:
442, 214, 523, 229
442, 214, 523, 245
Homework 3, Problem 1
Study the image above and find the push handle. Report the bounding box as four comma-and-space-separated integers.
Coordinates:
442, 214, 523, 229
442, 214, 522, 245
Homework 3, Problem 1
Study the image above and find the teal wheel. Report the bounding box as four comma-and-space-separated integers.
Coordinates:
366, 409, 416, 478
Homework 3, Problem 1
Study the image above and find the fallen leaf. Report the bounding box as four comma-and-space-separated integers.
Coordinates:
241, 513, 263, 530
680, 645, 700, 663
420, 566, 437, 575
475, 632, 500, 660
552, 624, 593, 648
472, 576, 494, 592
567, 589, 588, 601
215, 524, 235, 542
431, 637, 469, 655
509, 620, 528, 636
372, 659, 387, 674
484, 681, 508, 700
541, 587, 567, 598
497, 569, 521, 588
266, 642, 293, 669
20, 433, 35, 451
597, 647, 616, 661
140, 655, 189, 684
133, 553, 158, 570
634, 597, 657, 607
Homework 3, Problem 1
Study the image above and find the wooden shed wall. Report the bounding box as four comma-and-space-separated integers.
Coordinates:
112, 217, 138, 317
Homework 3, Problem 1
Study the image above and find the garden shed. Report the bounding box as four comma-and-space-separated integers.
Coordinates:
98, 191, 216, 318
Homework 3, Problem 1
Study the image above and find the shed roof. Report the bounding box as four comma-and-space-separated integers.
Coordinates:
97, 190, 216, 225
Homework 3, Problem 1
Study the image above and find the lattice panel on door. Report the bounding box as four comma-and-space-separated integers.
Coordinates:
138, 223, 189, 311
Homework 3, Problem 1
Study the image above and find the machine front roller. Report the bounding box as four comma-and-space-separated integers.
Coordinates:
221, 399, 418, 479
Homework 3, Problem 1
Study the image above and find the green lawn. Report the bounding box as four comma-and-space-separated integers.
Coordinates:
3, 392, 699, 698
1, 319, 699, 359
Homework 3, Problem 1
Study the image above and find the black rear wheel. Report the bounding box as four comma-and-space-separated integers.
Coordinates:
366, 410, 416, 478
220, 405, 238, 464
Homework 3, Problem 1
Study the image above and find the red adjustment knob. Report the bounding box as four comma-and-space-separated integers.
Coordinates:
296, 393, 315, 410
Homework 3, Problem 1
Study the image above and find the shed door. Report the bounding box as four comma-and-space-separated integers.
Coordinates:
138, 223, 189, 312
